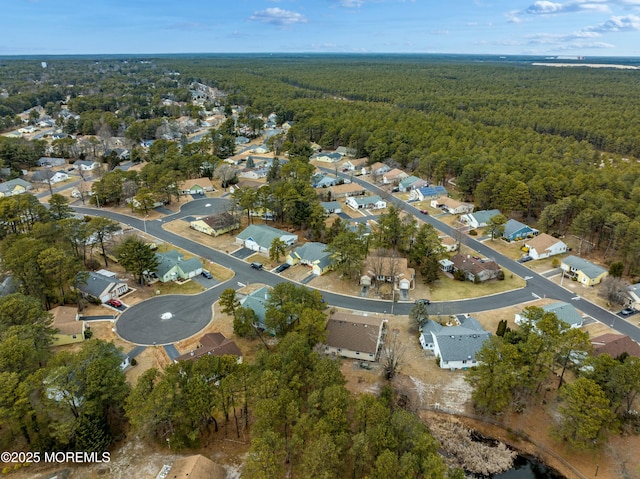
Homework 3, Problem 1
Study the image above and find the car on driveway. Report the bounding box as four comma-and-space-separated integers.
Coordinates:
250, 262, 264, 270
620, 308, 636, 316
415, 299, 430, 305
108, 298, 122, 308
275, 263, 290, 273
201, 270, 213, 279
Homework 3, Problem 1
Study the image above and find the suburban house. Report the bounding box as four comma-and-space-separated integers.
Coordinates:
324, 312, 387, 362
399, 176, 427, 192
561, 255, 608, 286
515, 302, 584, 329
328, 183, 366, 198
238, 167, 269, 179
311, 151, 343, 163
73, 160, 101, 171
319, 201, 342, 214
628, 283, 640, 309
154, 250, 203, 282
76, 271, 128, 303
190, 212, 239, 237
361, 254, 415, 296
286, 242, 333, 275
502, 219, 539, 242
591, 333, 640, 359
178, 177, 214, 195
36, 156, 66, 167
0, 178, 32, 197
50, 306, 85, 346
369, 162, 390, 176
165, 455, 227, 479
410, 185, 449, 202
420, 316, 491, 370
239, 286, 270, 329
525, 233, 567, 260
382, 168, 408, 185
439, 236, 459, 252
312, 174, 339, 188
430, 197, 474, 215
336, 146, 356, 157
31, 170, 69, 184
460, 209, 502, 229
174, 332, 242, 363
346, 195, 386, 210
235, 224, 297, 254
340, 157, 368, 175
451, 254, 502, 282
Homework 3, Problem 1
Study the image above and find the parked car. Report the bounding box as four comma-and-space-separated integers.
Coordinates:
108, 298, 122, 307
391, 186, 400, 192
620, 308, 636, 316
517, 256, 533, 263
201, 270, 213, 279
415, 299, 431, 305
250, 262, 264, 270
275, 263, 291, 273
420, 210, 429, 215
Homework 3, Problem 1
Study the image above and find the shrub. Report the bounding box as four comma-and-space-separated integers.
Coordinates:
469, 229, 477, 236
130, 358, 137, 366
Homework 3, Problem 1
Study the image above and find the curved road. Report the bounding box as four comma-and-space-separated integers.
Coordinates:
74, 186, 640, 345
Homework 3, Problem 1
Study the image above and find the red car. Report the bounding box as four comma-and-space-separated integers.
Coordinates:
420, 210, 429, 215
108, 298, 122, 307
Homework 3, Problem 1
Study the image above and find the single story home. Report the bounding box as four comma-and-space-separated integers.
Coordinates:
340, 157, 368, 174
238, 167, 269, 179
73, 160, 101, 171
50, 306, 85, 346
239, 286, 270, 329
628, 283, 640, 310
398, 175, 421, 192
382, 168, 408, 184
460, 209, 502, 229
286, 242, 333, 275
450, 254, 502, 282
328, 183, 367, 198
439, 236, 459, 252
235, 224, 297, 254
174, 332, 242, 363
31, 170, 69, 184
178, 177, 214, 195
311, 151, 343, 163
361, 255, 415, 291
410, 185, 449, 202
154, 250, 203, 282
561, 255, 608, 286
312, 174, 339, 188
0, 178, 32, 197
346, 195, 386, 210
525, 233, 567, 260
190, 212, 239, 237
515, 302, 584, 329
76, 271, 128, 303
369, 162, 390, 176
319, 201, 342, 214
324, 312, 387, 362
166, 455, 227, 479
336, 146, 356, 157
430, 196, 474, 215
591, 333, 640, 358
36, 157, 66, 168
420, 316, 491, 370
503, 219, 539, 242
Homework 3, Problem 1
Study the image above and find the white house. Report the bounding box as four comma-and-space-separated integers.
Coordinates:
515, 302, 584, 329
73, 160, 101, 171
420, 316, 491, 370
459, 209, 502, 229
346, 195, 386, 210
311, 151, 343, 163
382, 168, 408, 185
235, 224, 297, 254
410, 185, 449, 202
525, 233, 567, 260
32, 170, 69, 184
324, 312, 387, 362
430, 197, 474, 215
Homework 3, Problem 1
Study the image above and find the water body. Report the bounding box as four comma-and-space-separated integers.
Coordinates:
490, 454, 566, 479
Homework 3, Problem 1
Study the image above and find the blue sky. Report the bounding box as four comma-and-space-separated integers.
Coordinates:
3, 0, 640, 56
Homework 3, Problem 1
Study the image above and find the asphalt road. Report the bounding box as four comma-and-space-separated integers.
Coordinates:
74, 183, 640, 345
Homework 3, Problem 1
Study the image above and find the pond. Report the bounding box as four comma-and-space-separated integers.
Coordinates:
490, 454, 566, 479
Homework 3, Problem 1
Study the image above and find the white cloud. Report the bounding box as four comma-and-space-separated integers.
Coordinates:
585, 13, 640, 31
519, 0, 611, 17
248, 8, 308, 26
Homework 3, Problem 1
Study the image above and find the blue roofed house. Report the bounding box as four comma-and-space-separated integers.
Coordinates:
286, 242, 333, 275
420, 316, 491, 370
410, 185, 448, 201
236, 224, 298, 254
460, 209, 502, 229
320, 201, 342, 214
312, 174, 339, 188
311, 151, 343, 163
515, 302, 584, 329
502, 219, 539, 241
154, 250, 203, 282
561, 255, 608, 286
239, 286, 270, 329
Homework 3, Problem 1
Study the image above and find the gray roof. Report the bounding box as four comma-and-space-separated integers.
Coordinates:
351, 195, 383, 206
76, 271, 123, 298
503, 219, 537, 237
562, 255, 607, 279
433, 317, 491, 363
0, 178, 32, 192
155, 250, 202, 278
292, 242, 332, 269
399, 175, 421, 187
240, 286, 270, 327
320, 201, 341, 211
541, 302, 584, 328
236, 224, 294, 249
420, 320, 444, 337
468, 209, 502, 225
